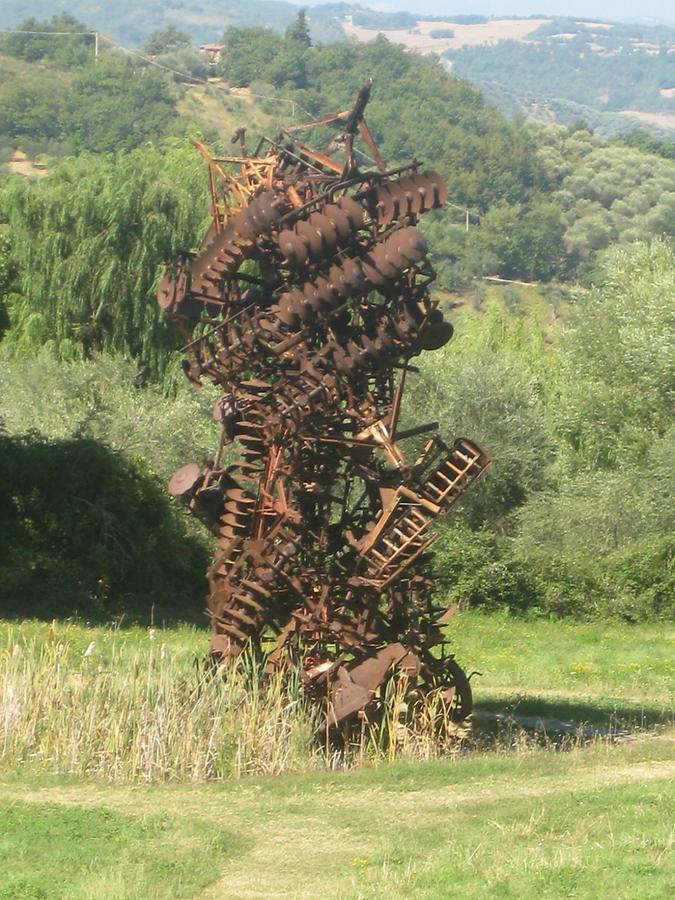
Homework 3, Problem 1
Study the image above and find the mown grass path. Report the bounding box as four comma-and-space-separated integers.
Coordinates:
1, 734, 674, 898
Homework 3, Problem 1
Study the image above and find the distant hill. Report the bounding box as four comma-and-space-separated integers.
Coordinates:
448, 18, 675, 139
342, 12, 675, 139
3, 4, 674, 138
0, 1, 345, 46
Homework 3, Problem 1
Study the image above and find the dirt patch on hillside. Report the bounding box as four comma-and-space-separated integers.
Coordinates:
7, 150, 47, 178
619, 109, 675, 130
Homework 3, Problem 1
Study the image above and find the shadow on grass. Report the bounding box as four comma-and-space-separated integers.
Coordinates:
474, 694, 673, 737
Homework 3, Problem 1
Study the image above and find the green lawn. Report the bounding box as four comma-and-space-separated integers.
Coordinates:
1, 612, 673, 897
1, 734, 673, 898
445, 611, 674, 730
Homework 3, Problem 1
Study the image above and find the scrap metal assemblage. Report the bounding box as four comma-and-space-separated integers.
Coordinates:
158, 81, 491, 732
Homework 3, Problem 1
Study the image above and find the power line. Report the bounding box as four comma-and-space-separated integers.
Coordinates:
0, 29, 97, 36
112, 39, 314, 120
0, 27, 307, 115
0, 26, 313, 120
115, 43, 205, 84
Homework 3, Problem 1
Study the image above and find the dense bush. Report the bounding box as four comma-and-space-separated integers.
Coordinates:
0, 14, 95, 68
0, 353, 226, 622
0, 353, 223, 481
403, 307, 555, 530
416, 240, 674, 621
0, 55, 178, 154
433, 524, 673, 622
0, 433, 210, 622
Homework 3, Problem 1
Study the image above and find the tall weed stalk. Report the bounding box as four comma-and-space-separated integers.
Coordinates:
1, 626, 473, 782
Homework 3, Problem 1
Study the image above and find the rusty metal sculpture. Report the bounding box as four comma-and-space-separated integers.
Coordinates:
158, 82, 490, 730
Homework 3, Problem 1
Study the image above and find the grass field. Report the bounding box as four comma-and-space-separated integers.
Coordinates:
1, 735, 673, 898
1, 611, 673, 897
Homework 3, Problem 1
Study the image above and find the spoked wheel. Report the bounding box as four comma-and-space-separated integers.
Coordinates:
438, 656, 473, 723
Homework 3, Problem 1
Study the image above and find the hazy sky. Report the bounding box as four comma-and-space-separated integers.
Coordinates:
302, 1, 675, 27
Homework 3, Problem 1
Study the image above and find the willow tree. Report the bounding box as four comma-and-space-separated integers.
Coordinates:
1, 139, 209, 378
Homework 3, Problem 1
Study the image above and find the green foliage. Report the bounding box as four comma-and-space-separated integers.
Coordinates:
617, 129, 675, 161
65, 56, 177, 154
0, 142, 209, 375
433, 524, 674, 622
0, 432, 209, 621
404, 241, 674, 621
143, 25, 192, 56
0, 353, 222, 482
0, 25, 672, 623
557, 240, 675, 468
0, 54, 178, 154
554, 143, 675, 267
0, 352, 224, 621
0, 75, 65, 144
404, 308, 555, 529
0, 14, 95, 68
445, 15, 487, 25
0, 223, 14, 335
285, 10, 312, 47
502, 240, 675, 621
151, 47, 210, 83
433, 524, 542, 614
469, 198, 565, 280
218, 27, 284, 86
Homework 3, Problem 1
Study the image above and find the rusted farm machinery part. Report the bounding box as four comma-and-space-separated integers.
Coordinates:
159, 81, 491, 738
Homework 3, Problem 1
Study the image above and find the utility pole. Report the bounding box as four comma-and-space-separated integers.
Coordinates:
465, 208, 469, 232
94, 31, 99, 63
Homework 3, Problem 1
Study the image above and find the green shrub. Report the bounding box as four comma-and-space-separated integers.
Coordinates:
432, 524, 545, 614
432, 525, 673, 622
0, 433, 210, 622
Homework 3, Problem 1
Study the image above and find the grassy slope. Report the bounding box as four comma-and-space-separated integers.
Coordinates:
0, 734, 673, 898
436, 281, 572, 340
176, 83, 289, 145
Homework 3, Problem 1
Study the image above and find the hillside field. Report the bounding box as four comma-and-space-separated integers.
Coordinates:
342, 16, 550, 56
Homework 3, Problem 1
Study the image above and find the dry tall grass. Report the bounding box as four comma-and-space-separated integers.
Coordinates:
0, 625, 470, 782
1, 629, 319, 781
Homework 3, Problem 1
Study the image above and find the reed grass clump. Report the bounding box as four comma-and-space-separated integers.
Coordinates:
0, 627, 320, 782
0, 624, 473, 783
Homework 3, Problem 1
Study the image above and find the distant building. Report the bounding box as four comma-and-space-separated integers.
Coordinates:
199, 43, 224, 64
